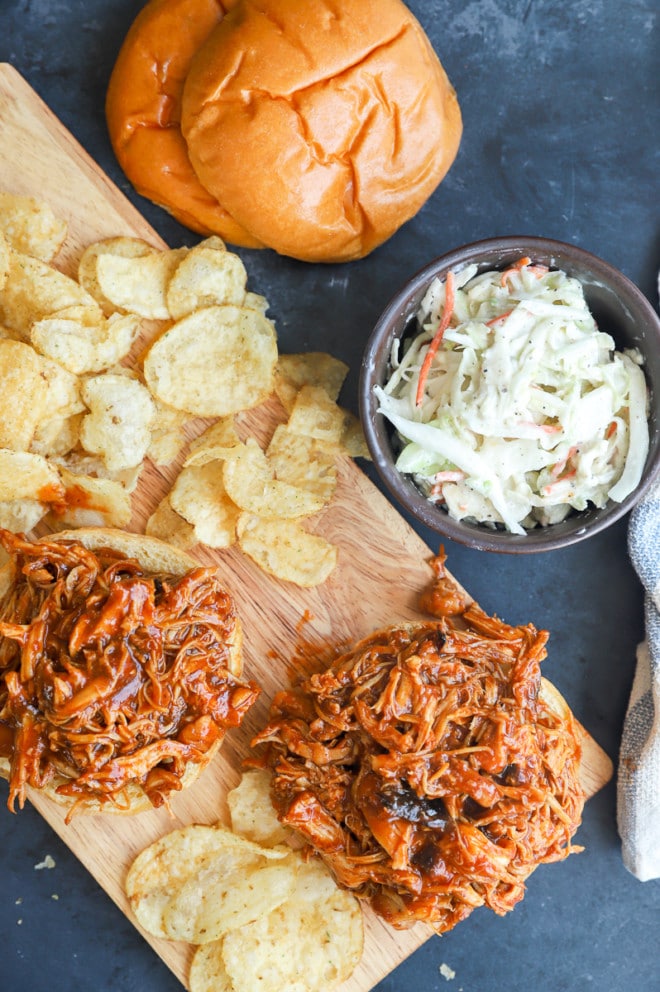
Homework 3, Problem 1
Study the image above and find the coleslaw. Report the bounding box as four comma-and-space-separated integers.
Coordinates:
375, 258, 649, 535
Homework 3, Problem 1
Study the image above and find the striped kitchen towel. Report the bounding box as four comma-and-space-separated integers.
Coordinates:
618, 481, 660, 880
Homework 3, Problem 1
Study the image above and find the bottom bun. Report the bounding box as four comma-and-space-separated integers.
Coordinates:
0, 527, 254, 817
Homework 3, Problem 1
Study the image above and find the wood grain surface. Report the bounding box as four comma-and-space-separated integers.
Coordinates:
0, 63, 613, 992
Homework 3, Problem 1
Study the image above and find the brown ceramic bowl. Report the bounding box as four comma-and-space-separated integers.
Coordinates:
359, 236, 660, 552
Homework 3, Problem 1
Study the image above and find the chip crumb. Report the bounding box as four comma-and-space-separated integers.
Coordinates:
15, 897, 22, 905
51, 893, 59, 900
34, 855, 56, 870
17, 918, 23, 925
439, 963, 456, 981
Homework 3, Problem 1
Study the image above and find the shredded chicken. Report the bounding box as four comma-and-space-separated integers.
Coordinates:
0, 530, 259, 817
254, 557, 585, 933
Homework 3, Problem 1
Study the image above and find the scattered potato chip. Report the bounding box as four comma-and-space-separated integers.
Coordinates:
275, 352, 348, 414
54, 451, 140, 491
143, 304, 278, 417
286, 385, 347, 447
0, 232, 9, 291
78, 236, 158, 315
267, 425, 337, 501
0, 449, 64, 502
0, 498, 48, 532
170, 463, 241, 549
223, 439, 326, 519
164, 855, 297, 944
145, 495, 196, 550
227, 770, 291, 848
0, 191, 67, 262
37, 353, 83, 419
0, 339, 50, 450
125, 824, 286, 940
30, 414, 82, 459
221, 858, 363, 992
190, 942, 235, 992
166, 236, 248, 319
51, 467, 132, 527
146, 400, 191, 466
243, 292, 269, 315
237, 514, 337, 586
80, 373, 156, 473
31, 307, 140, 374
184, 418, 241, 468
95, 246, 187, 319
339, 409, 370, 459
0, 248, 101, 340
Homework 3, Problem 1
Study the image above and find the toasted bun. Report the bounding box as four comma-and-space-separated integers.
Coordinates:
105, 0, 263, 246
0, 527, 244, 815
179, 0, 462, 262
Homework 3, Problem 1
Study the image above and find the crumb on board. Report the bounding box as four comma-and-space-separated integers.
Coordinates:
33, 855, 56, 870
439, 962, 456, 981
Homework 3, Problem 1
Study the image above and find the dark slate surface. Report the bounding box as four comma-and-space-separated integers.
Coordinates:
1, 2, 659, 991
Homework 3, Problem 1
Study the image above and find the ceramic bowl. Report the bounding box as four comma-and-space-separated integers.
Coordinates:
359, 236, 660, 552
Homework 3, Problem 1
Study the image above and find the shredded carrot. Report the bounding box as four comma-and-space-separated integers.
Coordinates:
485, 309, 513, 327
501, 257, 531, 286
415, 271, 456, 407
605, 420, 617, 439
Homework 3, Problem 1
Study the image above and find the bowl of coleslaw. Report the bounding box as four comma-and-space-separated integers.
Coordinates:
360, 236, 660, 552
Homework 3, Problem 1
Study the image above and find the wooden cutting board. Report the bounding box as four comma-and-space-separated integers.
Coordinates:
0, 63, 613, 992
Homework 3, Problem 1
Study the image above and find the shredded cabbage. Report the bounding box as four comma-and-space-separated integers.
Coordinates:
376, 259, 649, 535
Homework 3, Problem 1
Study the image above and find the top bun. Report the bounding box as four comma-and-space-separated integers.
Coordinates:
181, 0, 462, 262
105, 0, 263, 246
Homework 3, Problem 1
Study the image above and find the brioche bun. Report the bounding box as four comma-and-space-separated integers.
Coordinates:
105, 0, 263, 246
0, 528, 246, 816
181, 0, 462, 262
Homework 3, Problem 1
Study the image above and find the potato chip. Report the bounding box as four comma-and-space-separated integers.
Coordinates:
30, 414, 82, 459
125, 824, 286, 940
223, 439, 326, 519
275, 352, 349, 414
0, 231, 9, 291
37, 353, 83, 419
166, 236, 248, 319
339, 409, 371, 459
244, 292, 269, 315
237, 514, 337, 586
170, 462, 240, 549
78, 236, 158, 315
80, 373, 156, 473
143, 304, 278, 417
54, 451, 140, 491
227, 769, 291, 848
266, 425, 337, 501
145, 495, 196, 550
0, 498, 48, 533
31, 307, 140, 374
190, 942, 235, 992
95, 246, 187, 319
184, 418, 241, 468
0, 191, 67, 262
0, 247, 100, 339
164, 855, 297, 944
0, 450, 64, 502
286, 385, 347, 447
0, 339, 50, 450
221, 857, 363, 992
146, 400, 190, 466
51, 467, 132, 527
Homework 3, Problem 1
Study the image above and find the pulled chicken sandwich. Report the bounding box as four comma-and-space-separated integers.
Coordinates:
0, 528, 259, 818
254, 556, 585, 933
